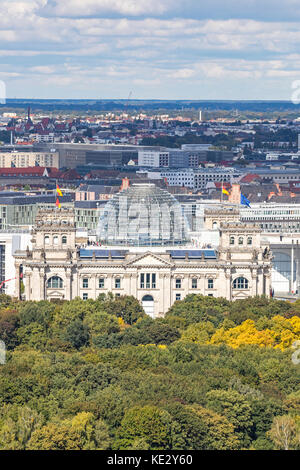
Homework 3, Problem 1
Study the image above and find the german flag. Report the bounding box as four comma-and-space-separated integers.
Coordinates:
222, 188, 229, 196
56, 184, 63, 197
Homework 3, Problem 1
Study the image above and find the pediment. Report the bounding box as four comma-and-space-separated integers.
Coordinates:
125, 252, 172, 267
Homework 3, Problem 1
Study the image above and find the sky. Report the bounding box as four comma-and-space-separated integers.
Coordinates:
2, 0, 300, 100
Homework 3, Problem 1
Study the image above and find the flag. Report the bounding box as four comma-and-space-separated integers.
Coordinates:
56, 184, 63, 197
241, 193, 251, 208
56, 198, 61, 209
222, 188, 229, 196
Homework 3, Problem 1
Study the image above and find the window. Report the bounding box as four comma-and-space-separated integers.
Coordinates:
82, 278, 89, 289
238, 237, 244, 245
208, 279, 214, 289
62, 235, 67, 244
176, 278, 182, 289
230, 236, 235, 245
192, 278, 197, 289
47, 276, 63, 289
44, 235, 50, 245
233, 277, 249, 289
115, 278, 121, 289
176, 293, 181, 301
99, 278, 105, 288
53, 236, 59, 245
83, 293, 88, 300
247, 237, 253, 245
140, 273, 156, 288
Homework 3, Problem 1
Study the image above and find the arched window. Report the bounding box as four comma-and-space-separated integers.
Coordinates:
212, 221, 218, 229
44, 235, 50, 245
230, 236, 235, 245
238, 237, 244, 245
47, 276, 63, 289
53, 236, 59, 245
247, 237, 253, 245
62, 235, 67, 244
233, 277, 249, 289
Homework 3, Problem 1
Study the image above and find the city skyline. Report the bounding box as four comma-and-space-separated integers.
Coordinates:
1, 1, 300, 100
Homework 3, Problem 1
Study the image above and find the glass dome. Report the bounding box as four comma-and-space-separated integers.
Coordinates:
97, 184, 190, 246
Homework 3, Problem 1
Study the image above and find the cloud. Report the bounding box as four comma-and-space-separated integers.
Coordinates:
1, 1, 300, 99
40, 0, 300, 22
43, 0, 172, 18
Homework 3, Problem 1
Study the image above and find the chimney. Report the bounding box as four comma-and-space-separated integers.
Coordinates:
228, 183, 241, 205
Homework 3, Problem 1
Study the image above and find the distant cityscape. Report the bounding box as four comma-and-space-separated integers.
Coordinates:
0, 102, 299, 302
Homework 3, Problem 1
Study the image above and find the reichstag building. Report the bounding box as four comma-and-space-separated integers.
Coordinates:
14, 184, 272, 317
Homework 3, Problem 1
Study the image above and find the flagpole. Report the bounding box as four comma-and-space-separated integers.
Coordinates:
55, 179, 57, 212
221, 180, 223, 204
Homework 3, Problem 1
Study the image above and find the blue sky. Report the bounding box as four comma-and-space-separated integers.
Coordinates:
1, 0, 300, 100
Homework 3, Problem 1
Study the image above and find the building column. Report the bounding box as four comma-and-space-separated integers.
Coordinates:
39, 272, 45, 300
25, 272, 31, 300
65, 272, 72, 301
14, 263, 20, 299
265, 271, 271, 297
225, 268, 231, 300
251, 268, 258, 296
291, 240, 294, 294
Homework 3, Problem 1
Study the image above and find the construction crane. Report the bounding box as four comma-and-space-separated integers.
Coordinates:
0, 272, 23, 291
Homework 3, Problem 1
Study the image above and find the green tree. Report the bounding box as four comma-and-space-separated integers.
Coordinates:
0, 309, 20, 349
190, 404, 240, 450
64, 318, 90, 349
0, 405, 43, 450
114, 405, 173, 450
104, 295, 145, 325
205, 389, 253, 447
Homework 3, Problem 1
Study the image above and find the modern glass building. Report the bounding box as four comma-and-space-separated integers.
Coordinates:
97, 184, 190, 246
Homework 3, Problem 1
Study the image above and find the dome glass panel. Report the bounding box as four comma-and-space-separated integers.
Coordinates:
97, 184, 190, 246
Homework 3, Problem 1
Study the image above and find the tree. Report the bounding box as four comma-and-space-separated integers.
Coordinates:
70, 412, 110, 450
0, 309, 20, 349
104, 295, 145, 325
180, 321, 215, 345
165, 403, 208, 450
114, 405, 173, 450
27, 423, 82, 450
189, 404, 240, 450
0, 405, 43, 450
19, 301, 55, 329
205, 389, 253, 447
165, 295, 229, 327
64, 318, 90, 349
268, 415, 298, 450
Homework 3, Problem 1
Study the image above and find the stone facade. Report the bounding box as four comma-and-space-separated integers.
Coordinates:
14, 208, 272, 318
204, 207, 240, 230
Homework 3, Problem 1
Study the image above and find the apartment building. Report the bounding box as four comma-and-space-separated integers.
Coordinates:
0, 151, 60, 168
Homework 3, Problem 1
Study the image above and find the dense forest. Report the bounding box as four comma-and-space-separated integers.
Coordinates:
0, 293, 299, 450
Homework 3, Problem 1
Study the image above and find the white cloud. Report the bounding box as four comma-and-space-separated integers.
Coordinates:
44, 0, 172, 17
1, 2, 300, 98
